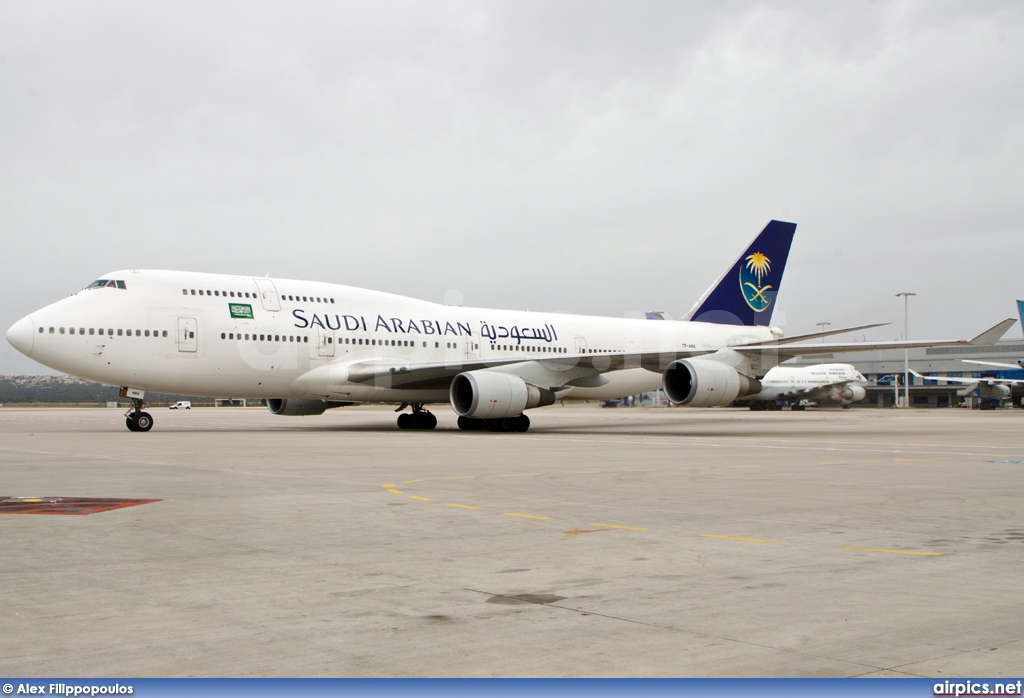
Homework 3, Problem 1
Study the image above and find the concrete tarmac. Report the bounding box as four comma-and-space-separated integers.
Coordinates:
1, 405, 1023, 678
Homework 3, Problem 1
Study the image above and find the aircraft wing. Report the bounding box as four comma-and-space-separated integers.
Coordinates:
909, 369, 1024, 387
962, 359, 1024, 371
735, 319, 1017, 360
326, 318, 1015, 392
341, 349, 713, 390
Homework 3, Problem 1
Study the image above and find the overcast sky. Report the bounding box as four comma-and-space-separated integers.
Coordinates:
2, 1, 1023, 375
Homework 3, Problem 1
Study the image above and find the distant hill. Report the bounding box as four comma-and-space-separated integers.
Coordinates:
0, 375, 252, 406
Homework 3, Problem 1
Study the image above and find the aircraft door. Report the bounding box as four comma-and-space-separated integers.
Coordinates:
253, 279, 281, 312
316, 328, 335, 357
464, 336, 481, 362
574, 337, 588, 354
177, 317, 198, 353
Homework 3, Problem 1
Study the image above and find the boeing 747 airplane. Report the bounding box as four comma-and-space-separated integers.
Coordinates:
5, 220, 1014, 432
742, 363, 868, 409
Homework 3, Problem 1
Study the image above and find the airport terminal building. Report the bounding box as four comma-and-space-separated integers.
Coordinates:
785, 338, 1024, 408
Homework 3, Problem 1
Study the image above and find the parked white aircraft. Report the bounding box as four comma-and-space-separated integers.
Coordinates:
6, 220, 1014, 433
742, 363, 867, 409
909, 368, 1024, 399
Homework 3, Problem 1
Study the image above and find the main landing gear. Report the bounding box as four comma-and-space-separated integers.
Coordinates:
125, 398, 153, 432
396, 403, 437, 430
457, 414, 530, 432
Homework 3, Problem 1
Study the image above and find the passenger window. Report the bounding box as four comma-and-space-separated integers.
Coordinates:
117, 329, 123, 336
89, 328, 95, 335
108, 329, 113, 336
189, 331, 194, 339
162, 330, 167, 337
198, 290, 204, 295
221, 333, 226, 339
182, 289, 187, 295
214, 291, 220, 297
38, 327, 43, 333
191, 289, 196, 295
275, 335, 280, 342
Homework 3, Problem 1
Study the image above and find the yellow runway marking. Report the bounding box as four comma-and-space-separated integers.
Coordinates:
841, 546, 942, 556
446, 503, 480, 510
381, 483, 395, 488
386, 488, 403, 494
408, 496, 431, 502
700, 534, 779, 543
505, 513, 553, 520
589, 523, 649, 531
401, 479, 424, 484
624, 469, 657, 473
502, 473, 540, 477
441, 475, 475, 480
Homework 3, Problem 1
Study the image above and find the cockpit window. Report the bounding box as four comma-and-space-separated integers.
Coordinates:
85, 279, 127, 290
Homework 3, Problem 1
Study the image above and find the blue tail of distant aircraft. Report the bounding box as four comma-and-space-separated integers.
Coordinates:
686, 219, 797, 326
1017, 300, 1024, 336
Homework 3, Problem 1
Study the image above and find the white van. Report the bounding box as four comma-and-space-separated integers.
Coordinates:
169, 401, 191, 410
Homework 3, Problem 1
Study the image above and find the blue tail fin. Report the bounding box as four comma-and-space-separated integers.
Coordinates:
686, 220, 797, 326
1017, 300, 1024, 337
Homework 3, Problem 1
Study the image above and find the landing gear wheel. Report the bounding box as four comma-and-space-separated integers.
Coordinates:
397, 413, 413, 430
415, 411, 437, 430
513, 414, 530, 432
126, 416, 138, 432
132, 412, 153, 432
457, 416, 486, 431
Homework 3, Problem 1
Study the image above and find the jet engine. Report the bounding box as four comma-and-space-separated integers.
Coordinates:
835, 385, 867, 403
267, 399, 348, 416
981, 383, 1011, 399
450, 371, 556, 419
663, 359, 761, 407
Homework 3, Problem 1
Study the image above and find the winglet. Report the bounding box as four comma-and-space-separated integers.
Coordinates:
968, 318, 1016, 345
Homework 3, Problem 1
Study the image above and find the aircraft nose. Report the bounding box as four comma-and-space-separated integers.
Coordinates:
6, 315, 35, 357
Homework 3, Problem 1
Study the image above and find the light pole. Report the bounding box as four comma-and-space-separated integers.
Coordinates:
896, 292, 916, 407
816, 322, 831, 343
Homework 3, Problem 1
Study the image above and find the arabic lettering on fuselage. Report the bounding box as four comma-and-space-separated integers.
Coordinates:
291, 310, 559, 345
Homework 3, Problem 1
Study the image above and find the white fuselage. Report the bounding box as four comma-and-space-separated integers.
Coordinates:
751, 363, 867, 403
9, 270, 780, 404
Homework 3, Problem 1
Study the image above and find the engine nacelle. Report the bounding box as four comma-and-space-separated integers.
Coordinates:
981, 383, 1011, 399
267, 398, 343, 416
836, 385, 867, 403
663, 359, 761, 407
450, 371, 556, 419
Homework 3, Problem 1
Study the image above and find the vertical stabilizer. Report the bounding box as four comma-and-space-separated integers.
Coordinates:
685, 220, 797, 326
1017, 300, 1024, 337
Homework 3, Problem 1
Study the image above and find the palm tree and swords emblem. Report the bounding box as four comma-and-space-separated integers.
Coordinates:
740, 251, 774, 312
